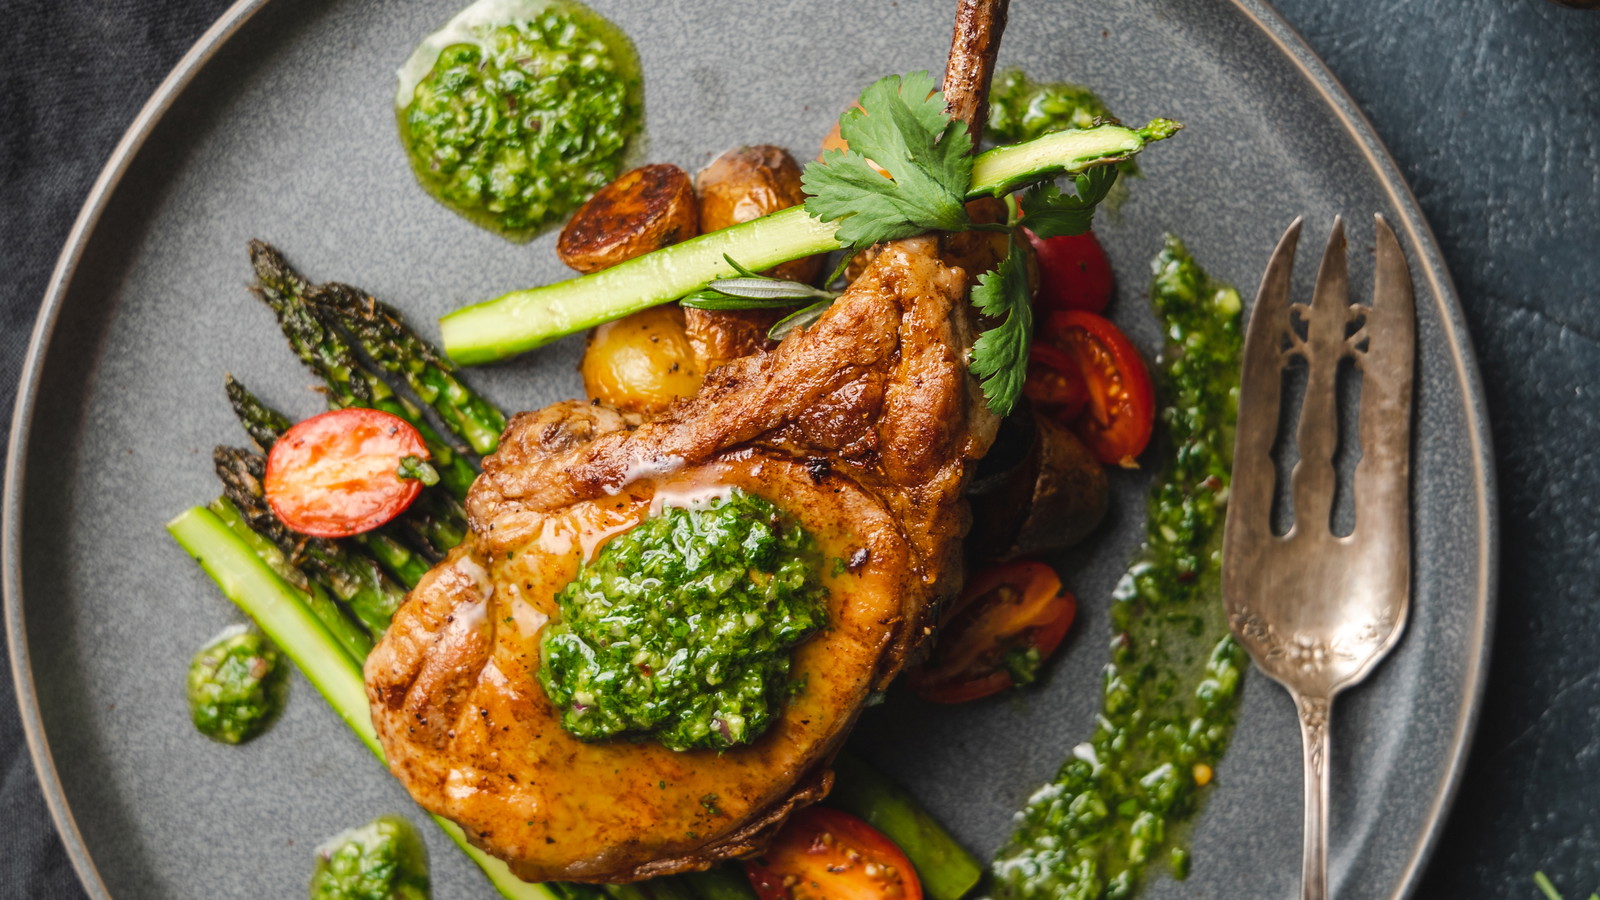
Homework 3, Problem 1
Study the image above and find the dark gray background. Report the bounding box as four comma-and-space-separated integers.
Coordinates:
2, 1, 1596, 898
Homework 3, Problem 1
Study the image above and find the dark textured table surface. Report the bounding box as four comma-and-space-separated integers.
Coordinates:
3, 1, 1597, 898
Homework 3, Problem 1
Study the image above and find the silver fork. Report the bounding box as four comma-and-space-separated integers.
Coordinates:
1222, 215, 1415, 900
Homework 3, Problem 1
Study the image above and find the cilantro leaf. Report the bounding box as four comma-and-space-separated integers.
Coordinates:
802, 72, 974, 249
968, 239, 1034, 416
1018, 166, 1119, 238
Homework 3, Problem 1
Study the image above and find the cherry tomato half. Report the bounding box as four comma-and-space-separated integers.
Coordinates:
1026, 228, 1114, 314
746, 806, 922, 900
1041, 310, 1155, 467
1023, 342, 1089, 424
265, 408, 429, 538
909, 561, 1076, 704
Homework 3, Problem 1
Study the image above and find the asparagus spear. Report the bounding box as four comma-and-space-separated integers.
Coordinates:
207, 496, 373, 661
224, 374, 436, 587
225, 373, 293, 454
248, 241, 479, 499
440, 121, 1175, 364
409, 488, 468, 556
359, 527, 431, 589
214, 446, 408, 641
309, 283, 507, 455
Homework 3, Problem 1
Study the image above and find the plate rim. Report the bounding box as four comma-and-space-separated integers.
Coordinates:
2, 1, 1497, 898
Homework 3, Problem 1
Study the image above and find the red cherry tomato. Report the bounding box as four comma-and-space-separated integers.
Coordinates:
264, 408, 429, 538
1041, 310, 1155, 467
909, 561, 1076, 704
1026, 229, 1114, 314
745, 806, 923, 900
1023, 342, 1090, 424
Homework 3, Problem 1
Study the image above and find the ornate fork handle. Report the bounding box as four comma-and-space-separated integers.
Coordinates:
1295, 692, 1332, 900
1223, 216, 1414, 900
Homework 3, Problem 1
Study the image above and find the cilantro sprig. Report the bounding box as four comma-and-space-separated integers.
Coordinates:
1019, 167, 1119, 239
967, 237, 1034, 415
801, 72, 975, 249
799, 72, 1147, 415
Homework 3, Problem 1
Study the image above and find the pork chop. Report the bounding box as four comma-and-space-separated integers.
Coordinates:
366, 239, 997, 881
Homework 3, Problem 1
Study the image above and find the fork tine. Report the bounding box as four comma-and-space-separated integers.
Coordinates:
1352, 214, 1415, 550
1229, 217, 1303, 546
1289, 217, 1349, 536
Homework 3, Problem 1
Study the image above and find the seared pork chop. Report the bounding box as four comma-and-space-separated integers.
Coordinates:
366, 240, 997, 881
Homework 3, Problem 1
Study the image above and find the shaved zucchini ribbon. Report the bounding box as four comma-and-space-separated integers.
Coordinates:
440, 122, 1170, 364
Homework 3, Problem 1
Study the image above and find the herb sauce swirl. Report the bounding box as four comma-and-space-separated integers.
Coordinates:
309, 815, 430, 900
988, 238, 1247, 899
988, 69, 1118, 144
186, 625, 287, 745
396, 0, 642, 241
538, 489, 828, 752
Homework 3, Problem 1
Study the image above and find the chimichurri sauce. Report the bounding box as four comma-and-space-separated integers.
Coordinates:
539, 489, 828, 752
987, 69, 1118, 144
396, 0, 642, 241
988, 237, 1246, 900
186, 624, 286, 744
309, 815, 430, 900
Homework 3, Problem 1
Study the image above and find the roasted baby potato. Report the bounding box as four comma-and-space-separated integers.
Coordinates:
1010, 413, 1110, 556
683, 307, 785, 373
557, 163, 698, 274
967, 406, 1109, 561
580, 305, 704, 416
683, 145, 820, 368
696, 145, 822, 284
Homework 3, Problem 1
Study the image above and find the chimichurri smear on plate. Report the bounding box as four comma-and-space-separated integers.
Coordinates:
988, 237, 1247, 900
310, 814, 430, 900
396, 0, 643, 241
186, 624, 286, 744
538, 489, 828, 752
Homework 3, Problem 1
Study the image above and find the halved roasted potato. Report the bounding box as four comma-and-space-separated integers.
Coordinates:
696, 145, 822, 284
967, 407, 1109, 561
557, 163, 698, 274
683, 145, 822, 369
580, 305, 704, 417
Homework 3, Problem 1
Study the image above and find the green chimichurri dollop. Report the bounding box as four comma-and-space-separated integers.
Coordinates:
309, 815, 430, 900
186, 625, 287, 744
538, 489, 828, 752
396, 0, 642, 241
987, 69, 1118, 144
988, 237, 1247, 900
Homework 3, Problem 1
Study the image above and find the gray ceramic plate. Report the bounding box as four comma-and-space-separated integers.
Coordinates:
4, 0, 1494, 897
